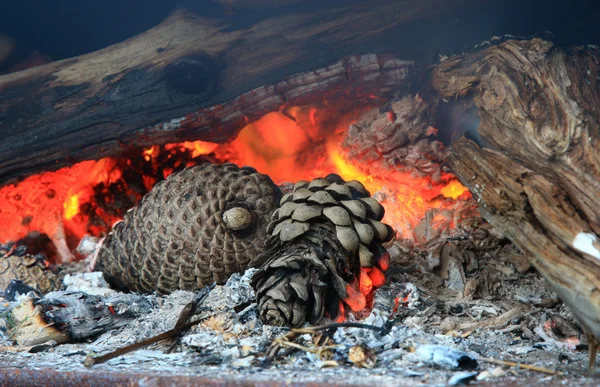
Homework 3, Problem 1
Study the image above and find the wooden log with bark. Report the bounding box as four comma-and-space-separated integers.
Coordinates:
0, 0, 487, 185
427, 38, 600, 369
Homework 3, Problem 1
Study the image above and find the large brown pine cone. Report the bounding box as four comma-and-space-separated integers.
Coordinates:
0, 253, 57, 294
251, 174, 393, 327
94, 163, 281, 294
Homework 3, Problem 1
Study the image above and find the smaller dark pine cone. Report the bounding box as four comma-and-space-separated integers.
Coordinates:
0, 254, 57, 294
94, 163, 281, 294
252, 174, 393, 327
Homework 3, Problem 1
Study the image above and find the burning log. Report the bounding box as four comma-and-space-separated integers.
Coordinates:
0, 0, 488, 185
341, 94, 478, 240
427, 38, 600, 370
251, 175, 393, 327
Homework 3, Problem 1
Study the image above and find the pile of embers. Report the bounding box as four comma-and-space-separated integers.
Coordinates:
0, 225, 595, 386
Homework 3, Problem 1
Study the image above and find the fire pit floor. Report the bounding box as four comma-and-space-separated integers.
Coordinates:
0, 360, 595, 387
1, 236, 598, 386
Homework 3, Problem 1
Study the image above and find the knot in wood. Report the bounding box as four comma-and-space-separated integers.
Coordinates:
164, 54, 219, 97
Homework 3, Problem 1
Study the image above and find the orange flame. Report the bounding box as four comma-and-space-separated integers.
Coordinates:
143, 147, 154, 162
165, 141, 219, 158
63, 195, 79, 220
0, 102, 474, 266
440, 179, 469, 199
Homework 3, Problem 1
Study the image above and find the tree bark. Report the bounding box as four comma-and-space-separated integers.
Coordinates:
429, 39, 600, 341
0, 0, 486, 185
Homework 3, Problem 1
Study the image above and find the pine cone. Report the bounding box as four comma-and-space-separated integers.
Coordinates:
251, 174, 393, 327
94, 163, 281, 294
0, 253, 57, 294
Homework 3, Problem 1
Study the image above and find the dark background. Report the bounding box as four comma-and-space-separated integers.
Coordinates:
1, 0, 599, 66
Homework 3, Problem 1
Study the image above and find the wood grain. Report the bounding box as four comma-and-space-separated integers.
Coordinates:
429, 38, 600, 340
0, 0, 486, 185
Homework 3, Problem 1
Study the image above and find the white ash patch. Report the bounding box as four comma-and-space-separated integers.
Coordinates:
89, 291, 195, 350
182, 269, 278, 363
76, 235, 102, 257
62, 272, 115, 296
202, 269, 257, 311
0, 242, 595, 383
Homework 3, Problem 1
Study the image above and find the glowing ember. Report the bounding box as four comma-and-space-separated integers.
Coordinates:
344, 283, 367, 312
0, 159, 121, 261
0, 102, 474, 266
359, 268, 374, 296
142, 147, 154, 162
165, 141, 219, 158
63, 195, 79, 220
366, 266, 386, 288
440, 179, 469, 199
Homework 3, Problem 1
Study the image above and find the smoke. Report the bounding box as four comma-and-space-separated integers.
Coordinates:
434, 99, 483, 147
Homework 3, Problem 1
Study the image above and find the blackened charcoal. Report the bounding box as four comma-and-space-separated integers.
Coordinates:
4, 279, 40, 301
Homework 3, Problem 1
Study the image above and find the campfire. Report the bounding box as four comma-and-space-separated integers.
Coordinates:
0, 98, 472, 263
2, 1, 600, 386
0, 95, 477, 328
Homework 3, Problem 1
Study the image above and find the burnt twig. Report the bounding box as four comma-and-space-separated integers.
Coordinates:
478, 356, 564, 376
84, 301, 198, 367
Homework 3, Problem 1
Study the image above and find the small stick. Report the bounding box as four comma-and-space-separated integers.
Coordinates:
275, 339, 339, 354
84, 301, 197, 367
478, 356, 564, 376
291, 322, 386, 334
84, 285, 214, 366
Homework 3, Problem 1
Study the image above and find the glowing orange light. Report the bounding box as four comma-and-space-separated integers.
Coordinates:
336, 301, 346, 323
344, 284, 367, 312
327, 139, 379, 192
367, 266, 386, 287
216, 111, 313, 183
377, 252, 390, 271
165, 141, 219, 158
432, 214, 448, 224
143, 147, 155, 162
63, 195, 80, 220
0, 101, 474, 271
359, 268, 373, 296
440, 179, 470, 199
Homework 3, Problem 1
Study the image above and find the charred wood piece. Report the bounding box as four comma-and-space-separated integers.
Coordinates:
427, 38, 600, 371
8, 291, 153, 346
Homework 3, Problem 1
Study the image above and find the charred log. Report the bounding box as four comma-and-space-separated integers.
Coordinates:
428, 38, 600, 367
0, 0, 489, 185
